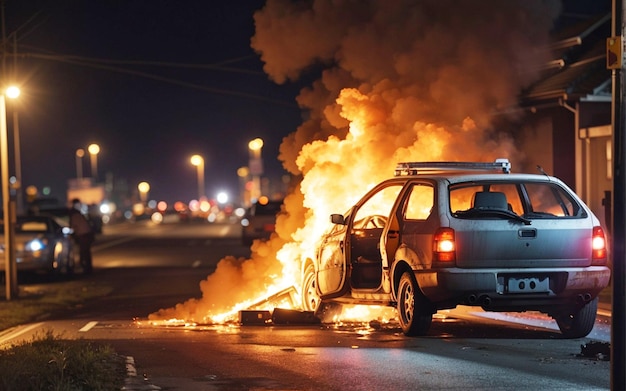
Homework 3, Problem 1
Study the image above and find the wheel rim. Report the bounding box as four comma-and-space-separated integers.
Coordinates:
401, 279, 414, 324
303, 271, 320, 311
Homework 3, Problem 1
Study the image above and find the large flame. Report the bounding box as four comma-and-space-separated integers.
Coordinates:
148, 0, 561, 325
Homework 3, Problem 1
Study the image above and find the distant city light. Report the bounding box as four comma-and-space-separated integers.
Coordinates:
151, 212, 163, 224
157, 201, 168, 212
99, 203, 111, 215
216, 191, 228, 204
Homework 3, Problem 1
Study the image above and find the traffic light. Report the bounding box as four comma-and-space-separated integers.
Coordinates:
607, 36, 622, 69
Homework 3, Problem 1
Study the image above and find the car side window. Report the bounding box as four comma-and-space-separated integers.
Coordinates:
353, 184, 403, 228
524, 183, 580, 216
403, 184, 434, 220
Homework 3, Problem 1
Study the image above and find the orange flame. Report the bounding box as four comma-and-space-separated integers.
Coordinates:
148, 0, 559, 325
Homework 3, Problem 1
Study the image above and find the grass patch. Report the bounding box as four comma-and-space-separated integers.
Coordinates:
0, 330, 126, 391
0, 277, 114, 331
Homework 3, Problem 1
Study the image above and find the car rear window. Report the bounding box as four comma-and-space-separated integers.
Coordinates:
449, 181, 585, 218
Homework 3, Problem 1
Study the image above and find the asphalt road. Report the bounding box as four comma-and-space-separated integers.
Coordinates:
0, 218, 613, 390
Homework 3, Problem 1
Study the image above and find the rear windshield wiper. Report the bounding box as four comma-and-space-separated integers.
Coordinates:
454, 208, 532, 225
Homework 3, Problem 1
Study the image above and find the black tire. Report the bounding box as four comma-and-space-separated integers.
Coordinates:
555, 298, 598, 338
397, 271, 432, 336
301, 264, 321, 312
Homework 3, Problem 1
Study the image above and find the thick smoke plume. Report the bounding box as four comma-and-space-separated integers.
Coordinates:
149, 0, 561, 323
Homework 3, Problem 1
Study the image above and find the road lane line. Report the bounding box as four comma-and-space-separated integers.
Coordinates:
79, 321, 98, 332
92, 236, 135, 251
0, 322, 43, 345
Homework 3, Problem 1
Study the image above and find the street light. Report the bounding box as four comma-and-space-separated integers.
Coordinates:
190, 154, 205, 200
138, 181, 150, 204
75, 148, 85, 179
5, 86, 21, 214
1, 87, 19, 299
88, 143, 100, 181
248, 138, 264, 202
237, 166, 250, 207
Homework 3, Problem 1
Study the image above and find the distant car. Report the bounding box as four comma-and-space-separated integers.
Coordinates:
241, 199, 284, 246
301, 159, 611, 338
0, 215, 77, 276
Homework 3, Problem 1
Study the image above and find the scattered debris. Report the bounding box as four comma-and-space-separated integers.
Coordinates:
239, 310, 272, 325
247, 286, 299, 311
271, 308, 321, 325
578, 341, 610, 361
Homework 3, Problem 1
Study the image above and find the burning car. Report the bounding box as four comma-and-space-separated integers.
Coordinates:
300, 159, 611, 338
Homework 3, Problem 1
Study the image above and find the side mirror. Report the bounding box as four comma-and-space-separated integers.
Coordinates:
330, 214, 346, 225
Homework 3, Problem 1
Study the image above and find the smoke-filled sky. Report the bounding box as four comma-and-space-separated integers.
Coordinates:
4, 0, 609, 209
148, 0, 612, 323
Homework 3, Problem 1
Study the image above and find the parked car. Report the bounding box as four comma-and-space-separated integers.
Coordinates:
0, 215, 77, 276
300, 159, 611, 338
241, 199, 284, 246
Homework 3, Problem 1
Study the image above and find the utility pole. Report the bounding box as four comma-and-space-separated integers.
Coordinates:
611, 0, 625, 389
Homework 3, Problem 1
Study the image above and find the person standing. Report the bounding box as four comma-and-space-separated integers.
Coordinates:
69, 198, 95, 273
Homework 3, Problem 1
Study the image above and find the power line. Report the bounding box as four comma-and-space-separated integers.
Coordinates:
15, 51, 298, 108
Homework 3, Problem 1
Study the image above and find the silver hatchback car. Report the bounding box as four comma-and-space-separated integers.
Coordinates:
301, 159, 611, 338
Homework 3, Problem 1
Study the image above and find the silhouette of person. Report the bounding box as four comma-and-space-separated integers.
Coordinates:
69, 198, 95, 273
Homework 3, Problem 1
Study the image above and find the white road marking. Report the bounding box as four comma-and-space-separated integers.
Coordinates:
0, 322, 43, 345
79, 321, 98, 332
92, 237, 134, 251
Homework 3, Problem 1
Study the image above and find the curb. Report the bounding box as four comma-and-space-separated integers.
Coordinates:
121, 356, 162, 391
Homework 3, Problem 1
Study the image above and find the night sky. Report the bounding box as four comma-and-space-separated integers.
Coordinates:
2, 1, 611, 211
4, 1, 304, 207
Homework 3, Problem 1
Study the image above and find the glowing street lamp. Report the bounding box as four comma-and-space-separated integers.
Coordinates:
88, 143, 100, 181
1, 86, 20, 299
190, 154, 205, 200
237, 166, 250, 207
75, 148, 85, 179
248, 138, 264, 202
6, 86, 22, 214
138, 181, 150, 203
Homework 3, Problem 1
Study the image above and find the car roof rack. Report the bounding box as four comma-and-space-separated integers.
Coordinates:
395, 158, 511, 176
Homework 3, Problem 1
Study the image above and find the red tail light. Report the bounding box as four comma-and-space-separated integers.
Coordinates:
433, 227, 456, 263
591, 226, 607, 265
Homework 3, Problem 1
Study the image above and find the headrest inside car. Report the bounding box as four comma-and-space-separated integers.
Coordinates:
473, 192, 508, 210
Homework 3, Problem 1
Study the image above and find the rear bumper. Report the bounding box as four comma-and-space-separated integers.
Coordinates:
416, 266, 611, 309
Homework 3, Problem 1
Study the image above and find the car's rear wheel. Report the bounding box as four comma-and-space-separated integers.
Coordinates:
554, 298, 598, 338
397, 271, 432, 336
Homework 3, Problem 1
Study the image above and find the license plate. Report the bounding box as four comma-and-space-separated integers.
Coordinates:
506, 277, 549, 293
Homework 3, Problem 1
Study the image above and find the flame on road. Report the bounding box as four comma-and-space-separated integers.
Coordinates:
148, 0, 560, 326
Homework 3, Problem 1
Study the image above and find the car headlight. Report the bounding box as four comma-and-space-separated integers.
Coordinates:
25, 238, 47, 253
